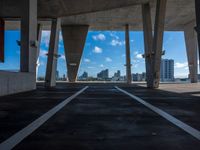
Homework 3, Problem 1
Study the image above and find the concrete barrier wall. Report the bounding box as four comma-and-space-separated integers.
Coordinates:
0, 71, 36, 96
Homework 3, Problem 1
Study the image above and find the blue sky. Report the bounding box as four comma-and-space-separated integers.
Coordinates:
0, 30, 191, 78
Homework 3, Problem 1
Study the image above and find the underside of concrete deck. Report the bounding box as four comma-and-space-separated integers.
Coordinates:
0, 83, 200, 150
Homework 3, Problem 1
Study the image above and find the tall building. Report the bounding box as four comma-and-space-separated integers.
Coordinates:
56, 70, 59, 80
97, 69, 109, 79
160, 59, 174, 82
114, 70, 121, 78
79, 71, 88, 80
132, 72, 146, 81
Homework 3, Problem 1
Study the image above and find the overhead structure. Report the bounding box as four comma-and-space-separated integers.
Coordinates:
62, 25, 89, 82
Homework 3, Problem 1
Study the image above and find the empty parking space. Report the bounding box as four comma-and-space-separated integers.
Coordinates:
5, 85, 200, 150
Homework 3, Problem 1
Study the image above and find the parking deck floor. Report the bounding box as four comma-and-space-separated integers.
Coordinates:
0, 83, 200, 150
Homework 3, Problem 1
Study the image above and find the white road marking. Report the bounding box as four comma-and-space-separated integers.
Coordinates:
0, 86, 88, 150
115, 86, 200, 141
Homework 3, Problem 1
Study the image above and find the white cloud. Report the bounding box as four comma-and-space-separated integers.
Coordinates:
100, 64, 104, 68
40, 49, 48, 57
110, 32, 119, 39
110, 39, 125, 46
93, 46, 103, 53
136, 54, 143, 59
88, 66, 95, 69
84, 58, 91, 63
60, 55, 65, 60
92, 33, 106, 41
175, 62, 188, 68
41, 31, 50, 48
105, 57, 112, 62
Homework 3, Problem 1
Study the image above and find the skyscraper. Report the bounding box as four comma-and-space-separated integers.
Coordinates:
97, 69, 109, 79
160, 59, 174, 82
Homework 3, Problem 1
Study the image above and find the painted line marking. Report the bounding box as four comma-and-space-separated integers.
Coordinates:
115, 86, 200, 141
0, 86, 89, 150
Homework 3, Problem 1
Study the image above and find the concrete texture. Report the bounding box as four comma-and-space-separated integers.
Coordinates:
45, 19, 60, 87
62, 25, 89, 82
125, 24, 132, 84
142, 3, 154, 88
0, 83, 200, 149
20, 0, 37, 73
1, 0, 196, 31
184, 22, 198, 83
0, 71, 36, 96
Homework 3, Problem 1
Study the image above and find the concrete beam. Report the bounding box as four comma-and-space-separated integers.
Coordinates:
142, 3, 154, 88
0, 18, 4, 62
61, 25, 89, 82
151, 0, 167, 88
184, 22, 198, 83
125, 24, 132, 84
20, 0, 38, 73
45, 19, 60, 87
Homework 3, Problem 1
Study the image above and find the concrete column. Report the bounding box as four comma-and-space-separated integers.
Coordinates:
20, 0, 37, 73
195, 0, 200, 71
125, 24, 132, 84
61, 25, 89, 82
0, 18, 4, 62
184, 22, 198, 83
45, 19, 60, 87
142, 3, 154, 88
36, 24, 42, 78
151, 0, 167, 88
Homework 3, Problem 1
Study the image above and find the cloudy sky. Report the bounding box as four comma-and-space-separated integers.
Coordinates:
0, 30, 193, 78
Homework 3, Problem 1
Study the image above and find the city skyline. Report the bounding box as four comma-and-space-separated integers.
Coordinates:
0, 30, 192, 78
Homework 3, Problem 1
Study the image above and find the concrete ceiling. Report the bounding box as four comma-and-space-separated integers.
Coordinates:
1, 0, 196, 31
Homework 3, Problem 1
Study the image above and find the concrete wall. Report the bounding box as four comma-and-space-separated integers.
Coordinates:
0, 71, 36, 96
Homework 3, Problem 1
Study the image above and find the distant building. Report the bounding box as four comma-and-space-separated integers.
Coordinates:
97, 69, 109, 79
132, 72, 146, 81
114, 70, 121, 78
160, 59, 174, 82
79, 71, 88, 80
56, 70, 59, 80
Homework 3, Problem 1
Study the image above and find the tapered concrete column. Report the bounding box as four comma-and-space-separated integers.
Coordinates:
61, 25, 89, 82
184, 22, 198, 83
20, 0, 37, 73
45, 19, 60, 87
0, 18, 4, 62
195, 0, 200, 70
125, 24, 132, 84
151, 0, 167, 88
36, 24, 42, 78
142, 3, 154, 88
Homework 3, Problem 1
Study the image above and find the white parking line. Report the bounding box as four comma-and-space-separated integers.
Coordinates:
115, 86, 200, 141
0, 86, 88, 150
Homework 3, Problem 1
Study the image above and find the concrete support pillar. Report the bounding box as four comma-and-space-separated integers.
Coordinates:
61, 25, 89, 82
142, 0, 167, 88
45, 19, 60, 87
142, 3, 154, 88
195, 0, 200, 71
125, 24, 132, 84
36, 24, 42, 78
152, 0, 167, 88
184, 22, 198, 83
20, 0, 37, 73
0, 18, 4, 62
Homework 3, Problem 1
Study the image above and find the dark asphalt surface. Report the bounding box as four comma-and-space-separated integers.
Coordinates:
0, 83, 200, 150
